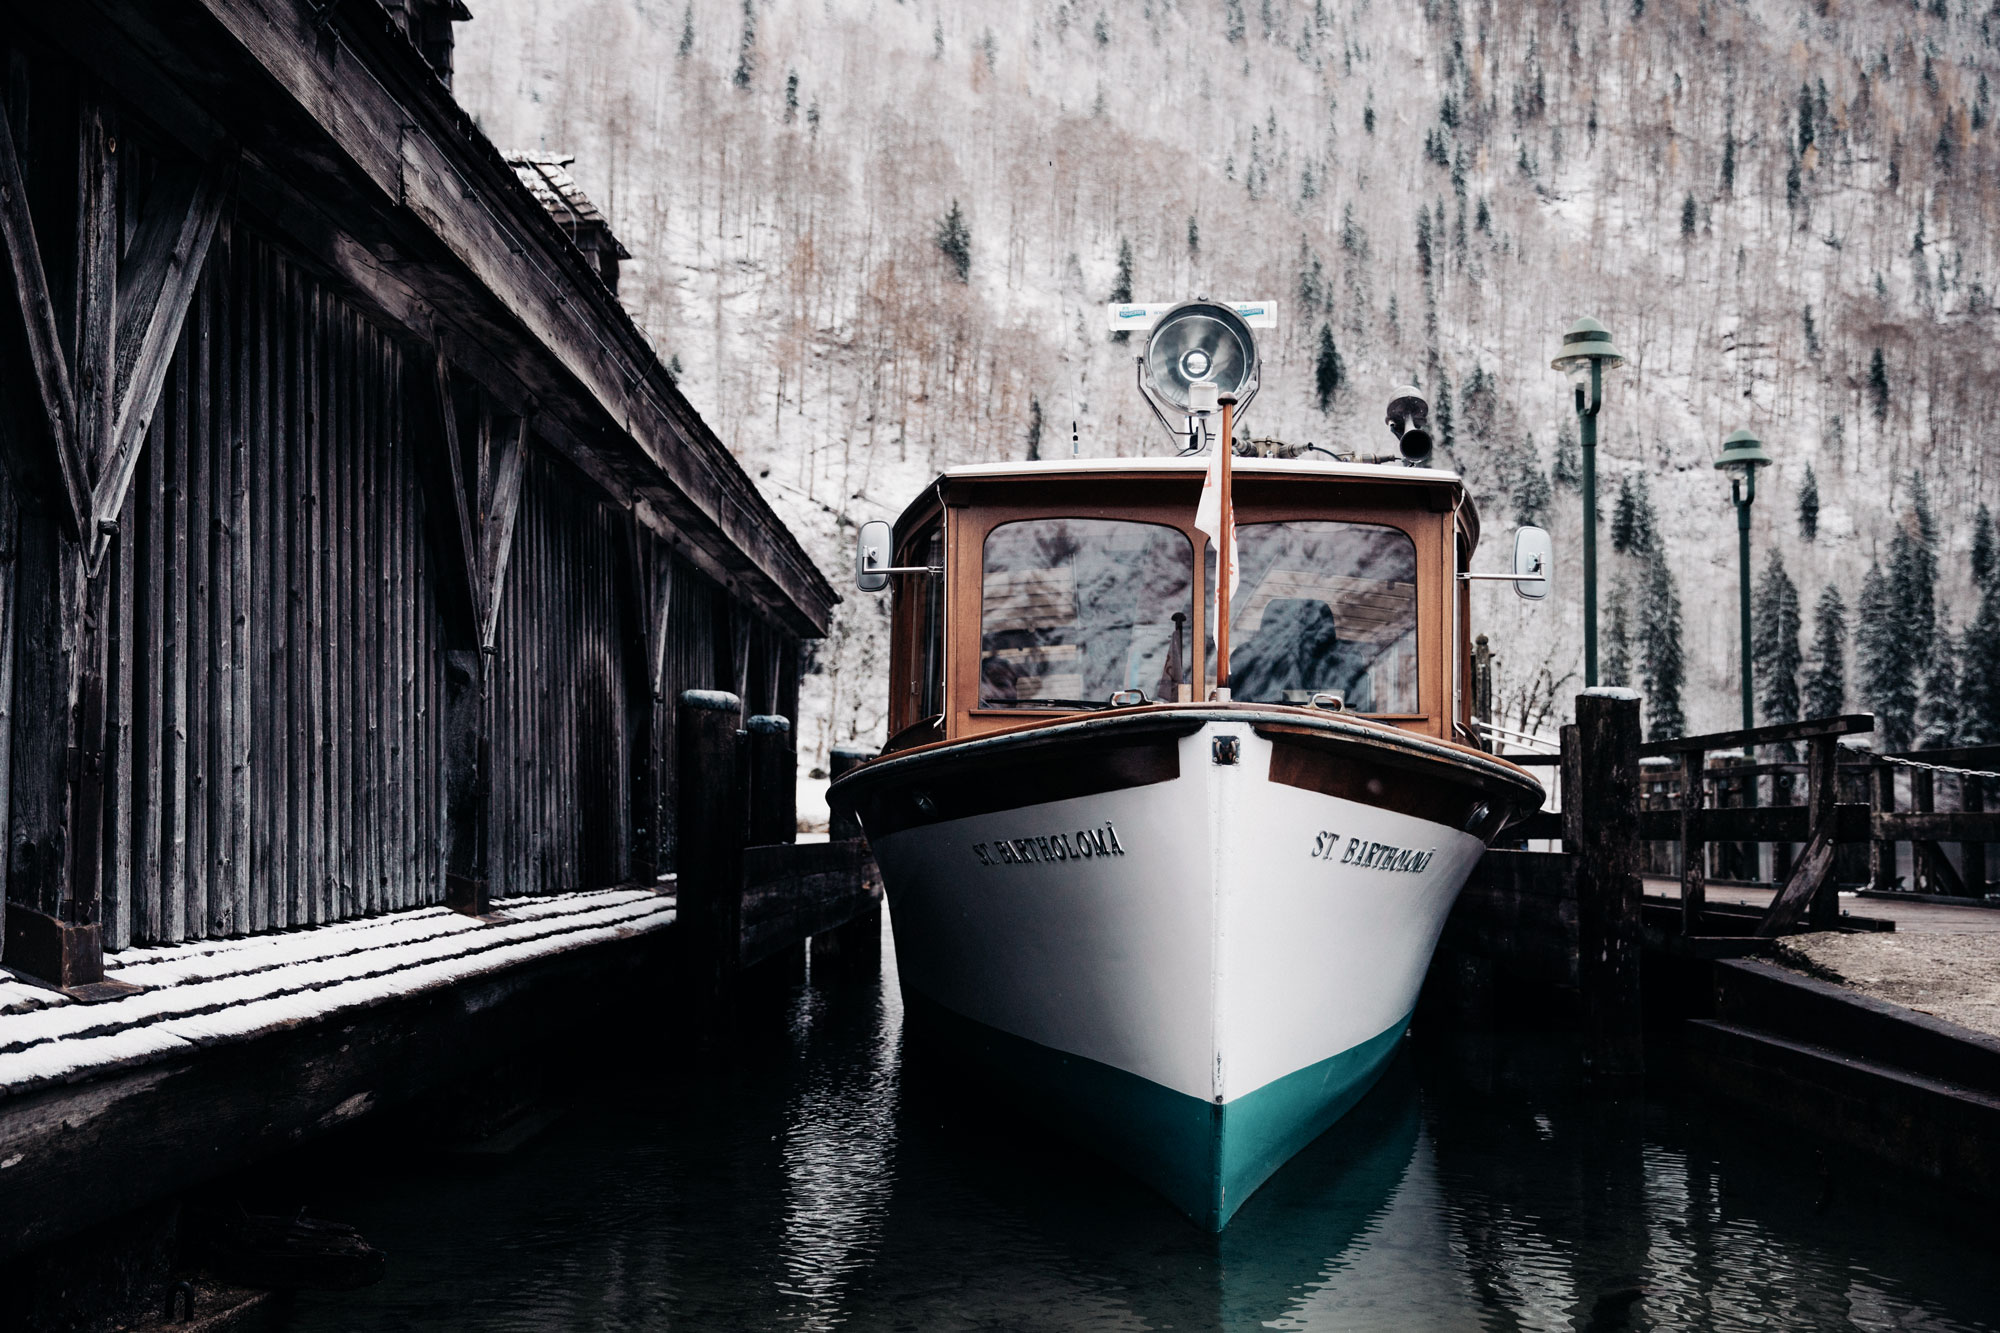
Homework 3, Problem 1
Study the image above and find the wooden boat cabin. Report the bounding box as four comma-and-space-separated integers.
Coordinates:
874, 457, 1483, 755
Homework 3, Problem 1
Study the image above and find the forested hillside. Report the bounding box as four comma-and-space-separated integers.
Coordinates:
454, 0, 2000, 766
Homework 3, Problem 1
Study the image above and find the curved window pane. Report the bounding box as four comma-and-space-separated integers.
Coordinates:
1207, 521, 1419, 712
982, 519, 1195, 708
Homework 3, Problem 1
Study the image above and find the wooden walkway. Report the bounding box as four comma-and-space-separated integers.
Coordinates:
1642, 877, 2000, 934
0, 888, 675, 1100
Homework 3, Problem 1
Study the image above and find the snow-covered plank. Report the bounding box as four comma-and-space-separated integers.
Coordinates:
0, 899, 672, 1097
0, 896, 672, 1056
106, 887, 658, 989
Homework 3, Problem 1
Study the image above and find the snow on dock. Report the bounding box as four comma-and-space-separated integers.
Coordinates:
0, 889, 675, 1101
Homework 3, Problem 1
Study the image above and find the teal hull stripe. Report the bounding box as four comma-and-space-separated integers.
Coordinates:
904, 993, 1411, 1231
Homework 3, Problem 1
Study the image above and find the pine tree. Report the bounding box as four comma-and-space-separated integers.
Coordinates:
1639, 551, 1687, 739
1026, 397, 1043, 461
1917, 629, 1960, 749
1752, 551, 1802, 728
1611, 476, 1639, 553
1803, 584, 1847, 719
936, 201, 971, 283
1798, 463, 1820, 540
1869, 347, 1890, 421
732, 0, 756, 87
1109, 238, 1134, 342
1680, 192, 1697, 238
1511, 434, 1552, 527
1553, 425, 1581, 490
1314, 324, 1343, 413
1960, 583, 2000, 744
1857, 559, 1916, 750
1972, 503, 1996, 588
1610, 474, 1655, 555
1604, 582, 1634, 688
678, 1, 695, 58
1186, 216, 1200, 257
784, 71, 799, 121
1434, 369, 1454, 452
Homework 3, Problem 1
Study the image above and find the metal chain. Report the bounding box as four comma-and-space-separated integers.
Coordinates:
1874, 753, 2000, 780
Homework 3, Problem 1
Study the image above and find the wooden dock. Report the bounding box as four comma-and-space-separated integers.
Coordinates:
0, 0, 877, 1318
1432, 692, 2000, 1205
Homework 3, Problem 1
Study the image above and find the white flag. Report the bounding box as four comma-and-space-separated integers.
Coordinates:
1194, 437, 1237, 598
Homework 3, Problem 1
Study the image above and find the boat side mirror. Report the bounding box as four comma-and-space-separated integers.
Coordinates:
856, 520, 893, 593
1513, 526, 1552, 601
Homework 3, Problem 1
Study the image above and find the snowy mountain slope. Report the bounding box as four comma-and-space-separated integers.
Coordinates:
453, 0, 2000, 763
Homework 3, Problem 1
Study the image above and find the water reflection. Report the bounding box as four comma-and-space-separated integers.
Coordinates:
276, 918, 2000, 1332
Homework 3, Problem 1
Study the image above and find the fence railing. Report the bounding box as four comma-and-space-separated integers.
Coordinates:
1501, 710, 2000, 939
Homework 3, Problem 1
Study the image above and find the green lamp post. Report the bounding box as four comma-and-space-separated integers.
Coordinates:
1715, 427, 1774, 739
1552, 317, 1626, 686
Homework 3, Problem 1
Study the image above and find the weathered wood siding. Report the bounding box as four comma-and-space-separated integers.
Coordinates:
85, 227, 447, 947
486, 452, 634, 895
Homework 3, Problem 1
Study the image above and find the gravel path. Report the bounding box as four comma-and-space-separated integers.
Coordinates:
1774, 932, 2000, 1042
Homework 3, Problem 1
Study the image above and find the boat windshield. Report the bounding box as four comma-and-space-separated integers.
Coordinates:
1207, 520, 1420, 712
980, 518, 1196, 708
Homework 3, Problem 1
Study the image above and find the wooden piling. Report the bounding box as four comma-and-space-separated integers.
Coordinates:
745, 715, 796, 847
814, 744, 882, 984
1568, 691, 1643, 1079
676, 690, 745, 1040
826, 744, 872, 842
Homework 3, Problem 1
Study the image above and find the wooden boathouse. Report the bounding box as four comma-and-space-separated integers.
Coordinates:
0, 0, 853, 1296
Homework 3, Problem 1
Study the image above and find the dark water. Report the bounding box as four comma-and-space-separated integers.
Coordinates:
274, 917, 1999, 1332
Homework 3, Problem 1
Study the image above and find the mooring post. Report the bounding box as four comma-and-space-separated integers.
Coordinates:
826, 744, 872, 841
814, 744, 881, 983
745, 715, 796, 847
1679, 749, 1706, 936
677, 690, 746, 1043
1571, 690, 1643, 1079
1806, 735, 1842, 928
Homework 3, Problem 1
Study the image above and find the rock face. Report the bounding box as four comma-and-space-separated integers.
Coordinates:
452, 0, 2000, 763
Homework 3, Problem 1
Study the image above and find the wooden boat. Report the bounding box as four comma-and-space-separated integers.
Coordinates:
829, 303, 1545, 1229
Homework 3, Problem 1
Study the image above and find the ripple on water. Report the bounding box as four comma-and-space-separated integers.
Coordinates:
273, 915, 2000, 1332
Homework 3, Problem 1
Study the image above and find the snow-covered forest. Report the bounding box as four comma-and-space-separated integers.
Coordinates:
454, 0, 2000, 767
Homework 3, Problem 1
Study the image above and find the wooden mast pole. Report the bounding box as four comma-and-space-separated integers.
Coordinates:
1216, 393, 1236, 696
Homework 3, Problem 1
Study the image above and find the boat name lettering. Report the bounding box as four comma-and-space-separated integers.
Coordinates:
1313, 830, 1435, 874
972, 823, 1126, 866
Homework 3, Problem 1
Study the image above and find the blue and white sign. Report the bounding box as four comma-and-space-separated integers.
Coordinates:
1102, 300, 1280, 333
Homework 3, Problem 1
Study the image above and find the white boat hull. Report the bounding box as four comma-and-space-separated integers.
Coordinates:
839, 708, 1538, 1228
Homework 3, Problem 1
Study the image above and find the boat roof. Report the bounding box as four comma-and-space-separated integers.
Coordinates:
893, 454, 1476, 542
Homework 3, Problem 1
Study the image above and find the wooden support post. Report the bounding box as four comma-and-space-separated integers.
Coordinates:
815, 744, 881, 983
1966, 777, 1987, 899
826, 744, 871, 842
1679, 750, 1706, 936
677, 690, 745, 1041
745, 715, 795, 847
1571, 691, 1642, 1079
441, 648, 489, 916
1870, 759, 1897, 891
1911, 766, 1937, 894
1805, 736, 1841, 929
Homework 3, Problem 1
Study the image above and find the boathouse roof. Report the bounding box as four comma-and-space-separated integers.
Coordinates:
40, 0, 834, 637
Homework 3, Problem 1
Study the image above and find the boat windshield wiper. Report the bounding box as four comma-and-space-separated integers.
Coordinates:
982, 697, 1118, 710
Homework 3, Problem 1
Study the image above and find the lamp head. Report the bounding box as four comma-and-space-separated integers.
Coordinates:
1142, 300, 1259, 418
1551, 316, 1626, 379
1713, 427, 1773, 483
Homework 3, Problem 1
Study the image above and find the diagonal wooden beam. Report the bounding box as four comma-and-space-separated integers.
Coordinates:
649, 545, 673, 698
433, 348, 483, 628
0, 97, 88, 541
89, 148, 235, 567
476, 412, 527, 651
